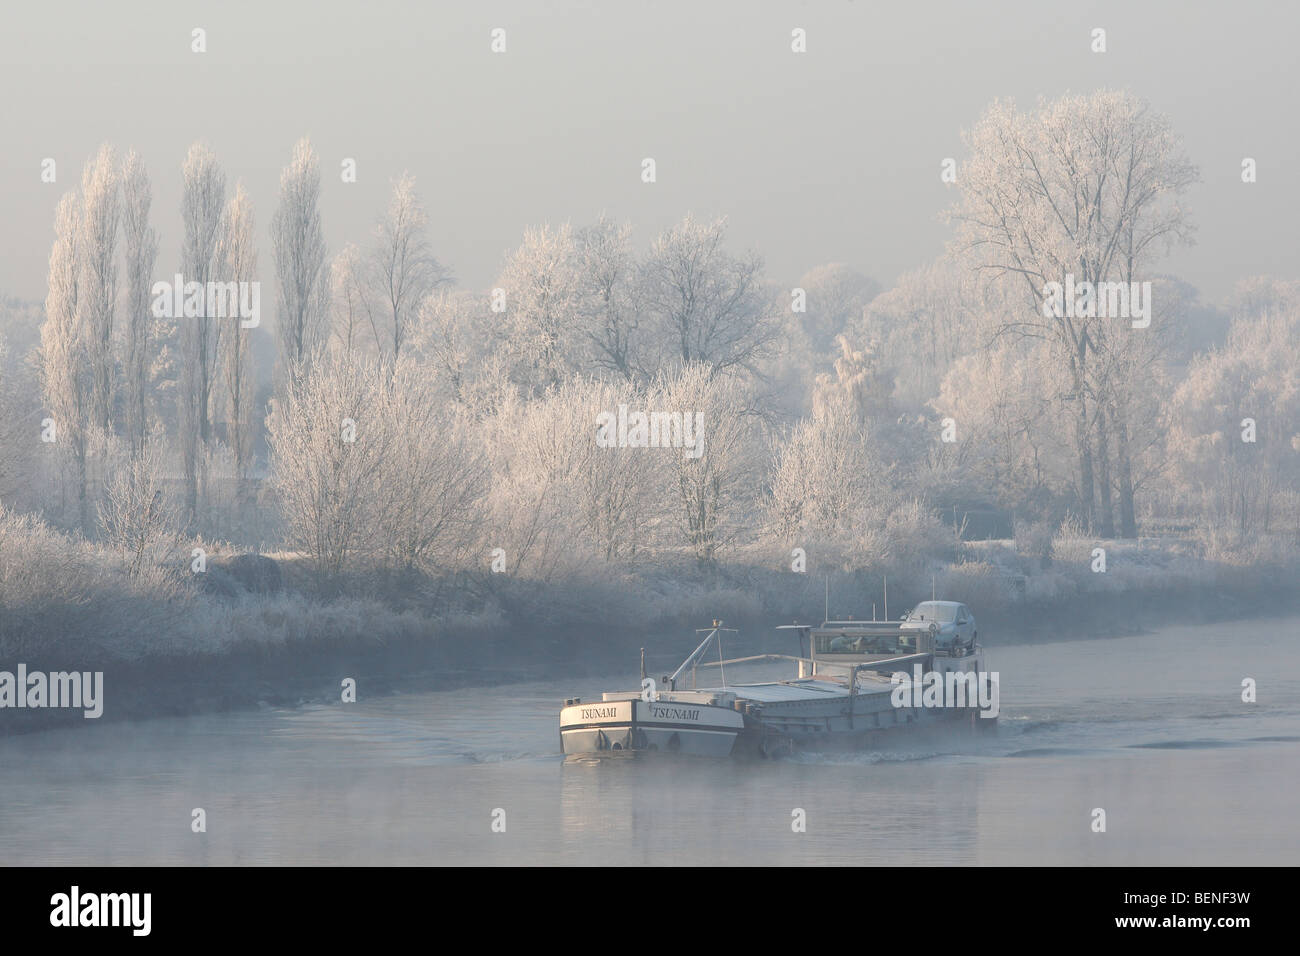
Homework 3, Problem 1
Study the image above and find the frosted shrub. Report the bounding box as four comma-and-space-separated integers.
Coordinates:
934, 561, 1009, 611
1051, 513, 1095, 567
1013, 519, 1055, 570
885, 499, 953, 575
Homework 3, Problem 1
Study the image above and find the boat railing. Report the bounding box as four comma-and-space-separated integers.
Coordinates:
692, 652, 827, 689
695, 653, 815, 671
672, 621, 980, 690
694, 652, 927, 686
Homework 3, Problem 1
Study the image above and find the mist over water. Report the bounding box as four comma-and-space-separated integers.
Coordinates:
2, 616, 1298, 865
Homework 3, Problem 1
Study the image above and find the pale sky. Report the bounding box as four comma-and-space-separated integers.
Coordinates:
1, 0, 1295, 306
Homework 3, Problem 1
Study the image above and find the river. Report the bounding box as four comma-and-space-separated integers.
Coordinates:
2, 616, 1298, 865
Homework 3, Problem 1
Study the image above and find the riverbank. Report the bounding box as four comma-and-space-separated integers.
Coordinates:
2, 556, 1297, 735
6, 500, 1299, 734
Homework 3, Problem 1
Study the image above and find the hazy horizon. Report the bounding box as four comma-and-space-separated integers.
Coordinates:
2, 0, 1296, 306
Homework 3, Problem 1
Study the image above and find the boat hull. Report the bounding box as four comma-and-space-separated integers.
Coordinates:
559, 697, 994, 758
559, 699, 746, 757
732, 704, 996, 757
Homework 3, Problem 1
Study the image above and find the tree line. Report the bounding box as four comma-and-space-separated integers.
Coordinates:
0, 88, 1296, 594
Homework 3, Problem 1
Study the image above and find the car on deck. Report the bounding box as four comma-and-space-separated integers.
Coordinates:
900, 600, 976, 649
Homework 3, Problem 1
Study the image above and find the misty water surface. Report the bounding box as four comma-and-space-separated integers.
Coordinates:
2, 616, 1298, 865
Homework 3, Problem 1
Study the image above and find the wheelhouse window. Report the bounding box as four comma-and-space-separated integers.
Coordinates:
815, 630, 902, 655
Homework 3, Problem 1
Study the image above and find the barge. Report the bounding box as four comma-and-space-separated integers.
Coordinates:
559, 602, 998, 758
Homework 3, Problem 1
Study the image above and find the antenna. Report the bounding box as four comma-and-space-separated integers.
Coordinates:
884, 575, 889, 621
932, 574, 936, 601
824, 575, 829, 623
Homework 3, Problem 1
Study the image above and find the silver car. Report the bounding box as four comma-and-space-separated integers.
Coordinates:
900, 600, 976, 648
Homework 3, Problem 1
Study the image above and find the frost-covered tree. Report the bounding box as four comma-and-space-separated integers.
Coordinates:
851, 258, 984, 412
76, 145, 121, 434
766, 405, 947, 574
0, 336, 34, 507
485, 379, 661, 572
935, 341, 1064, 513
326, 176, 445, 364
268, 350, 490, 583
372, 359, 487, 575
1166, 285, 1300, 537
641, 215, 775, 376
272, 137, 328, 393
179, 143, 226, 441
575, 387, 662, 563
949, 90, 1197, 534
1085, 277, 1181, 536
575, 216, 642, 381
495, 223, 582, 396
768, 409, 875, 544
811, 335, 895, 424
410, 288, 493, 408
329, 242, 371, 360
656, 364, 764, 565
795, 263, 879, 357
480, 388, 579, 583
1231, 276, 1300, 320
265, 351, 390, 582
215, 182, 256, 479
369, 173, 446, 361
40, 193, 93, 532
97, 440, 179, 575
178, 143, 227, 523
121, 150, 158, 457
